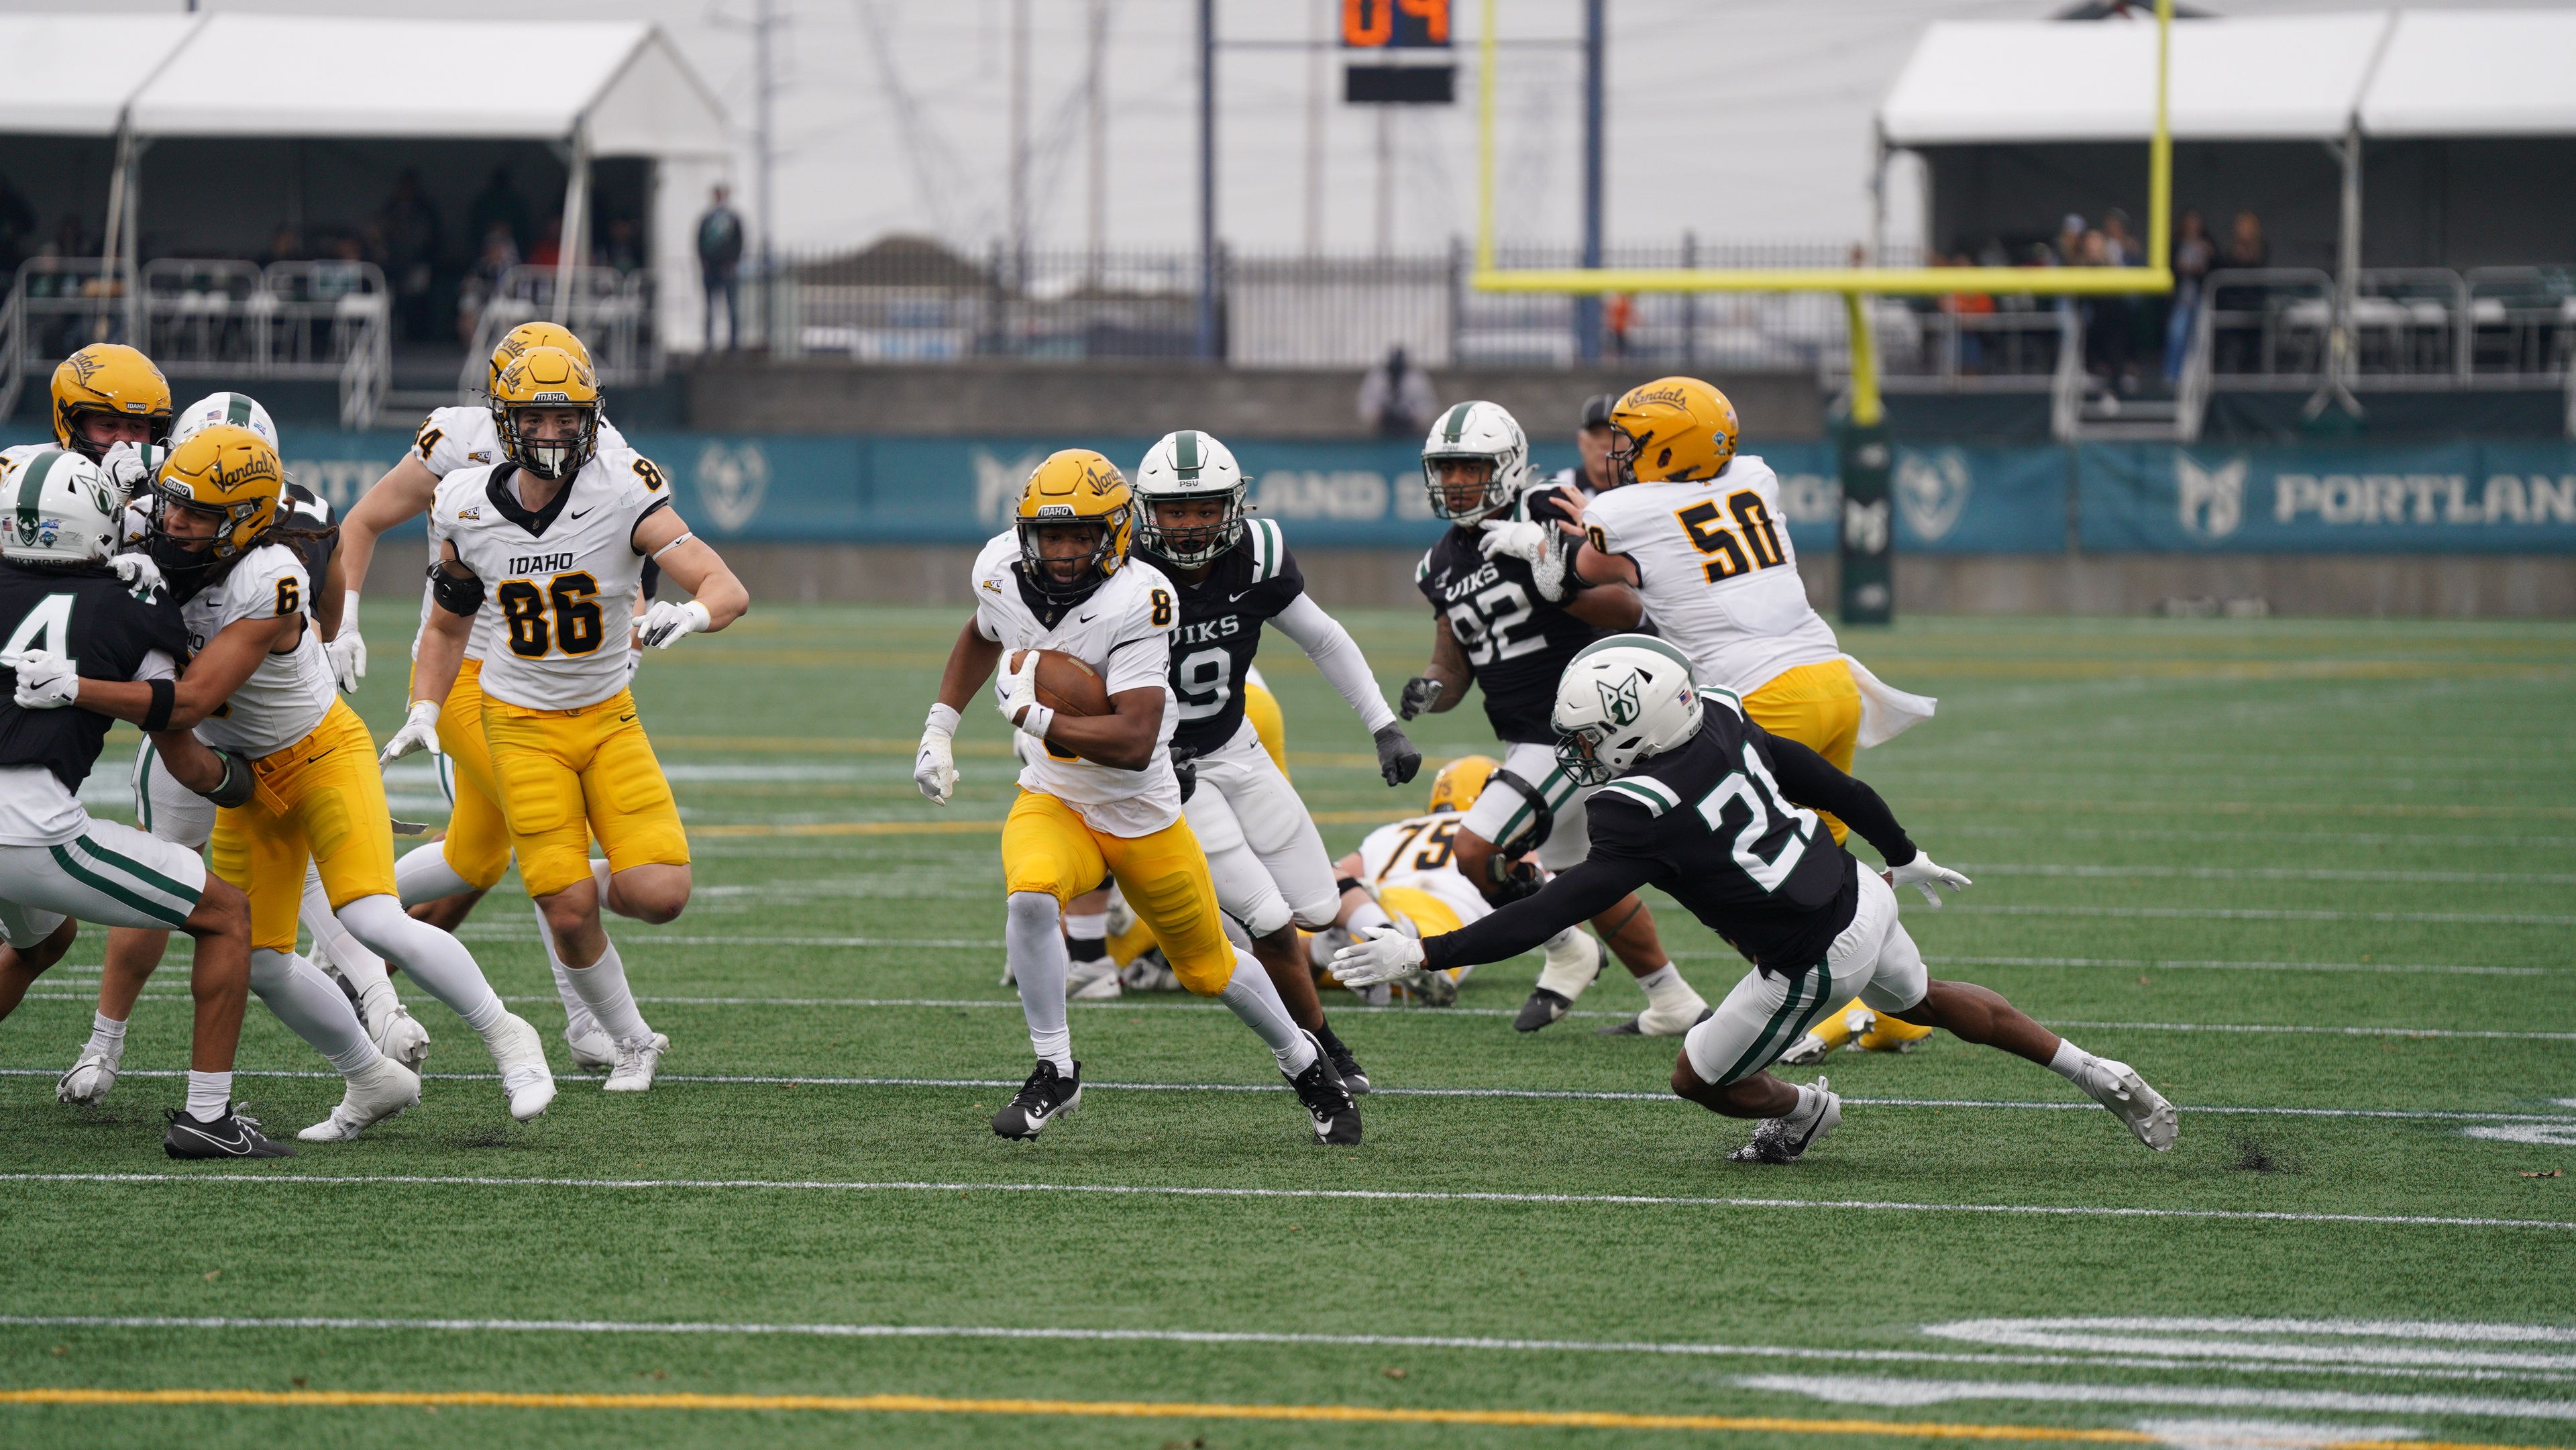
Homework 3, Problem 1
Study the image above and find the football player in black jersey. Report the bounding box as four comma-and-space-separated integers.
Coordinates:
1336, 636, 2179, 1165
1126, 430, 1417, 1090
0, 447, 284, 1158
1399, 399, 1707, 1037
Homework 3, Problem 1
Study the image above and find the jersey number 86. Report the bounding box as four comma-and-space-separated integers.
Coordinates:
497, 572, 606, 658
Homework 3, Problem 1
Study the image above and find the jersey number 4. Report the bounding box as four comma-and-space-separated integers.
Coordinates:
496, 572, 606, 658
1695, 741, 1819, 892
1674, 492, 1786, 583
1, 593, 74, 662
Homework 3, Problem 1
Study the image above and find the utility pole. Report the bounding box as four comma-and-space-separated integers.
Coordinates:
1010, 0, 1031, 291
1576, 0, 1605, 363
1375, 109, 1393, 258
1086, 0, 1110, 282
1196, 0, 1218, 360
1303, 0, 1325, 256
755, 0, 777, 271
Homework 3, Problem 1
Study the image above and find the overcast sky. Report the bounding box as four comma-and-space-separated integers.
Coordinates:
38, 0, 2567, 258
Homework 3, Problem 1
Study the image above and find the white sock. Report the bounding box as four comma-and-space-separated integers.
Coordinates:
301, 864, 390, 996
393, 842, 475, 908
1005, 892, 1073, 1072
1063, 909, 1108, 939
1632, 963, 1680, 994
1218, 949, 1316, 1074
1787, 1082, 1823, 1121
2047, 1038, 2092, 1084
337, 892, 505, 1033
1344, 898, 1395, 939
85, 1010, 127, 1058
184, 1070, 231, 1119
535, 899, 600, 1037
250, 948, 380, 1077
562, 937, 653, 1044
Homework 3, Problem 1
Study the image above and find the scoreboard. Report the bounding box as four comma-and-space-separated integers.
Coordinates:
1342, 0, 1453, 103
1341, 0, 1451, 50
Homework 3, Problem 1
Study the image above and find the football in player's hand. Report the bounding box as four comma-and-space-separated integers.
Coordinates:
1006, 649, 1112, 717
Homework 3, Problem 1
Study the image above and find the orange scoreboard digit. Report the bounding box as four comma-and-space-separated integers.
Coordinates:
1342, 0, 1451, 50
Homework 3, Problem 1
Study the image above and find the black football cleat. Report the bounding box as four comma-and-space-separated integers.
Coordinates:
164, 1104, 297, 1159
1287, 1033, 1362, 1145
1514, 987, 1575, 1033
991, 1059, 1081, 1139
1324, 1037, 1372, 1095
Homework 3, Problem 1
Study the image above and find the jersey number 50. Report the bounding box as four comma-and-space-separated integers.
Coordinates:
497, 572, 606, 658
1674, 492, 1786, 583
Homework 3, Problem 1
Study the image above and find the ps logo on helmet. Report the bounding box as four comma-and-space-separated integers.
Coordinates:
1597, 670, 1643, 727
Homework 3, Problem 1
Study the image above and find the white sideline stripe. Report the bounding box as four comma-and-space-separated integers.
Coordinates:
1737, 1373, 2576, 1422
2, 1067, 2564, 1123
1960, 863, 2576, 886
1948, 905, 2576, 925
453, 933, 1006, 949
0, 1316, 2565, 1386
2, 1173, 2567, 1231
2047, 1021, 2576, 1043
1923, 1318, 2576, 1373
1927, 956, 2551, 978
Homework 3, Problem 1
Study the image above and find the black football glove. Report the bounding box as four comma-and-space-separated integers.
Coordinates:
1397, 676, 1443, 721
1373, 723, 1421, 786
202, 749, 259, 809
1489, 857, 1547, 904
1169, 745, 1199, 805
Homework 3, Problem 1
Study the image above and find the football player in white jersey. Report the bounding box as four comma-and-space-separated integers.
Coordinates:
335, 321, 637, 1069
17, 427, 555, 1132
55, 391, 439, 1110
1306, 756, 1607, 1009
914, 450, 1361, 1144
387, 346, 749, 1094
1491, 376, 1943, 1062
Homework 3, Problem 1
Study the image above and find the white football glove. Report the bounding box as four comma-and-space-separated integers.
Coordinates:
994, 649, 1055, 739
636, 599, 713, 650
108, 552, 165, 601
377, 700, 441, 766
326, 627, 367, 695
1477, 517, 1574, 601
98, 441, 159, 498
1330, 925, 1428, 989
6, 648, 78, 709
1885, 851, 1973, 907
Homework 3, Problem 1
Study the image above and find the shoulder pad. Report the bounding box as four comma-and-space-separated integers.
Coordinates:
1414, 550, 1433, 583
1593, 776, 1682, 817
1244, 517, 1287, 583
1700, 684, 1743, 719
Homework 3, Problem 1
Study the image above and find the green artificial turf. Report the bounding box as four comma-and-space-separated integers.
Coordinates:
0, 605, 2569, 1449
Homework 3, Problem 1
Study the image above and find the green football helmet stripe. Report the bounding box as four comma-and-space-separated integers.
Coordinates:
1438, 401, 1473, 443
17, 450, 64, 545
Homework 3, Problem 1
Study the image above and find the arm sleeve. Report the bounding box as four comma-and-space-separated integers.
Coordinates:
1271, 592, 1396, 733
1757, 725, 1917, 866
1421, 853, 1654, 974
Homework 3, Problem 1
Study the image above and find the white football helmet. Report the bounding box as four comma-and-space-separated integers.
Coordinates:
1132, 429, 1245, 566
1550, 634, 1707, 786
171, 391, 279, 451
1420, 400, 1529, 522
0, 449, 125, 566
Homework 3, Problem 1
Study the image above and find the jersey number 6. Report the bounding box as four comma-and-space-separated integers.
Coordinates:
496, 572, 606, 658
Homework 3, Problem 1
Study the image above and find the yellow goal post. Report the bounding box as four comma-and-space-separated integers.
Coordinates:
1471, 0, 2178, 424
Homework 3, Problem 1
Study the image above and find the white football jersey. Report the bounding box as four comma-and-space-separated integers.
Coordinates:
408, 407, 629, 663
1580, 454, 1841, 698
431, 444, 670, 713
1354, 810, 1492, 931
182, 543, 335, 758
969, 531, 1183, 839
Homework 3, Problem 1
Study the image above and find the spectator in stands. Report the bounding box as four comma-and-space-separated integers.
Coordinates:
378, 168, 443, 344
698, 184, 745, 352
603, 217, 643, 273
2165, 209, 2213, 382
1356, 346, 1438, 437
1604, 293, 1636, 358
528, 217, 564, 269
2053, 213, 2086, 268
2211, 209, 2271, 376
262, 224, 302, 268
2226, 209, 2268, 269
1936, 252, 1996, 373
468, 166, 533, 258
0, 171, 34, 278
457, 223, 519, 346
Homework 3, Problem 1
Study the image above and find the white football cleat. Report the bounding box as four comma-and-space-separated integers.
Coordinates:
2080, 1053, 2180, 1151
1066, 957, 1124, 1000
357, 984, 430, 1071
297, 1055, 421, 1142
603, 1032, 668, 1092
56, 1044, 121, 1105
1774, 1031, 1832, 1067
1729, 1076, 1843, 1164
564, 1021, 616, 1073
484, 1012, 557, 1121
1119, 948, 1182, 993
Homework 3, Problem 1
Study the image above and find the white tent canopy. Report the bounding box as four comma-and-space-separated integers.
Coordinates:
0, 14, 201, 138
2359, 10, 2576, 138
1880, 13, 2394, 146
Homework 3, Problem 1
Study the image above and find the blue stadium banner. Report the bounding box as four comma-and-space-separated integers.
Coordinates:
2080, 443, 2576, 552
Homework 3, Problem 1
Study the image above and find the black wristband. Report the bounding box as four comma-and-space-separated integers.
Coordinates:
1336, 876, 1366, 898
143, 679, 174, 733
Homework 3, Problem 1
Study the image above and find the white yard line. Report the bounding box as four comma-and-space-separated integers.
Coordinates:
1, 1172, 2564, 1231
1737, 1373, 2576, 1422
1945, 905, 2576, 926
0, 1315, 2560, 1386
1955, 864, 2576, 886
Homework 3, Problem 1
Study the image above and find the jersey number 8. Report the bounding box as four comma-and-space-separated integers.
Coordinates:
497, 572, 606, 658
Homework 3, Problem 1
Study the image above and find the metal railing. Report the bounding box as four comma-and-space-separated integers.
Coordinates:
460, 264, 658, 395
5, 258, 391, 428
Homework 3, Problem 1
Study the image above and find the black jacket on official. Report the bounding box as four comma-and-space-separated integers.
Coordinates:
0, 562, 189, 792
1415, 484, 1613, 743
1421, 705, 1918, 981
1145, 517, 1303, 758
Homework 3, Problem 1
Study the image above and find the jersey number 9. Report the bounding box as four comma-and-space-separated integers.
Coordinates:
497, 572, 606, 658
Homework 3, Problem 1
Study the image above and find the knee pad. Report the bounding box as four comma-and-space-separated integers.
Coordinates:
1006, 891, 1061, 937
249, 947, 298, 994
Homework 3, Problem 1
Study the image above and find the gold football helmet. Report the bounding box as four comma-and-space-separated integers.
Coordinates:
1607, 376, 1739, 484
1426, 754, 1500, 815
1016, 449, 1133, 601
491, 344, 602, 480
154, 424, 284, 561
52, 344, 172, 460
488, 321, 594, 397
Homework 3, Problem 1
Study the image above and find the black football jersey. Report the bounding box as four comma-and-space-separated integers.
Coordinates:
1159, 517, 1304, 756
281, 481, 335, 595
0, 562, 191, 791
1414, 484, 1613, 742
